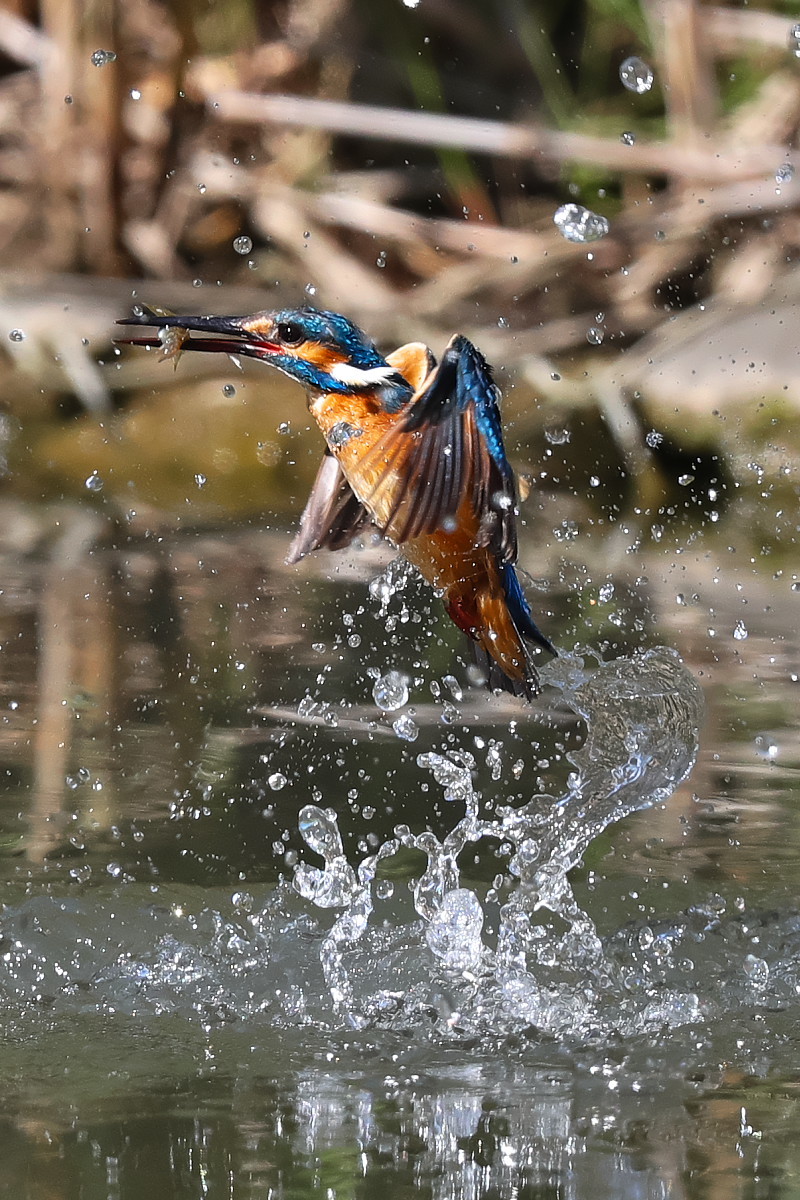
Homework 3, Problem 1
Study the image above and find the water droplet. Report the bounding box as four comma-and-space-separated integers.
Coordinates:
678, 473, 694, 486
545, 427, 571, 445
554, 520, 579, 542
268, 772, 287, 791
733, 619, 748, 641
620, 130, 636, 146
392, 714, 418, 741
403, 0, 421, 6
589, 474, 601, 487
91, 49, 117, 67
222, 383, 236, 398
553, 203, 609, 244
376, 250, 387, 268
790, 23, 800, 57
84, 471, 103, 492
8, 329, 25, 343
791, 581, 800, 593
497, 316, 509, 328
64, 95, 73, 105
598, 583, 614, 603
278, 421, 290, 435
586, 326, 605, 345
298, 804, 342, 859
304, 283, 317, 296
619, 56, 654, 94
645, 429, 663, 448
233, 235, 253, 255
369, 574, 394, 606
376, 879, 394, 899
130, 89, 141, 101
743, 954, 769, 990
372, 670, 409, 711
776, 162, 794, 187
194, 473, 207, 488
425, 888, 484, 971
754, 734, 778, 760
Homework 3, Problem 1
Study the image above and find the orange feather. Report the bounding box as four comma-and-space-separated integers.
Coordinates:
308, 342, 535, 689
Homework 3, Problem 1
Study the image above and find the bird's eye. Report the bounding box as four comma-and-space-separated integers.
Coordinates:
276, 321, 305, 345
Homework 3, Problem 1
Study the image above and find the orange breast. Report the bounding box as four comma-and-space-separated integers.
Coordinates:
305, 350, 531, 686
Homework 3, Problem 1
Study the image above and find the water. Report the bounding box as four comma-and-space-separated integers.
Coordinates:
619, 56, 654, 94
291, 646, 704, 1033
0, 435, 799, 1194
553, 203, 610, 244
90, 48, 117, 67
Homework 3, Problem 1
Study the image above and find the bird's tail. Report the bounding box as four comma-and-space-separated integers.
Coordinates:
445, 564, 555, 700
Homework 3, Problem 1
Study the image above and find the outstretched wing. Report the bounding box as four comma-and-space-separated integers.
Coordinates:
358, 336, 519, 561
286, 452, 373, 564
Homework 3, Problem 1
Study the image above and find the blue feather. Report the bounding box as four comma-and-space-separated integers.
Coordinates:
501, 563, 555, 654
454, 338, 511, 476
272, 307, 386, 369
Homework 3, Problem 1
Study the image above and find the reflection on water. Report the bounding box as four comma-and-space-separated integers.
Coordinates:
0, 478, 799, 1197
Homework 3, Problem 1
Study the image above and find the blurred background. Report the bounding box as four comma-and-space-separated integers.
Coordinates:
1, 1, 800, 1197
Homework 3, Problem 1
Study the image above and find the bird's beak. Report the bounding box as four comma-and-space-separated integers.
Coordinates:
115, 307, 280, 360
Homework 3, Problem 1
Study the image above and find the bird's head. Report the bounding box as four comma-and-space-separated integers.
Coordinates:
117, 305, 413, 402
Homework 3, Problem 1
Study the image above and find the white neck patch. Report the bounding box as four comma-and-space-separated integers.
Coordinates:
328, 361, 399, 388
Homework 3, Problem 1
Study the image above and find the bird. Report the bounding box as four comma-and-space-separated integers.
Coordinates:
116, 305, 556, 697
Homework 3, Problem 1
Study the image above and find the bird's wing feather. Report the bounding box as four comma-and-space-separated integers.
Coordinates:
358, 335, 518, 559
286, 451, 372, 564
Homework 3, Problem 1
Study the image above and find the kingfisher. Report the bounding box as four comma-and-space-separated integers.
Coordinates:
117, 305, 556, 697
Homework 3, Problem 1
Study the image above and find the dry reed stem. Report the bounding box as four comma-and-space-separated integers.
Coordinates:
206, 89, 786, 184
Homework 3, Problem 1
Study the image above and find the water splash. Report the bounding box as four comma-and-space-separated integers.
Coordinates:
553, 204, 609, 244
293, 647, 705, 1033
619, 56, 654, 94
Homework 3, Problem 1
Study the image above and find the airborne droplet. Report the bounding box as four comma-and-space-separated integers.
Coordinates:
619, 56, 654, 94
372, 670, 409, 712
553, 203, 609, 244
91, 49, 117, 67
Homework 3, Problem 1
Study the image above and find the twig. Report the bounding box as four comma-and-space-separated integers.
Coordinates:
207, 90, 787, 183
0, 9, 58, 69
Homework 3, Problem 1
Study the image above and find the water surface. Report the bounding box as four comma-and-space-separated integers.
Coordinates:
0, 363, 798, 1197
